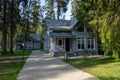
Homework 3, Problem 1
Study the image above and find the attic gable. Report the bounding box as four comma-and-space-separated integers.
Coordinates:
44, 19, 78, 31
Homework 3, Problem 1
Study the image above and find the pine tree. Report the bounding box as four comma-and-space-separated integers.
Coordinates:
1, 0, 7, 54
45, 0, 55, 19
45, 0, 69, 19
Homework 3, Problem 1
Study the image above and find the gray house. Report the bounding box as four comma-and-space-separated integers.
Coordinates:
15, 34, 40, 50
43, 19, 98, 56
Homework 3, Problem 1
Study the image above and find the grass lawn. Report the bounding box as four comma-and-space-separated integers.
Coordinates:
0, 50, 32, 57
0, 50, 32, 80
64, 57, 120, 80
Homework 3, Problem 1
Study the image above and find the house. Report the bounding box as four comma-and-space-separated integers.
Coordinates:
15, 34, 40, 50
43, 19, 98, 56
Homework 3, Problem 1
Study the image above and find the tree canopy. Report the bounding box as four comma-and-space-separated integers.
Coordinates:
72, 0, 120, 60
0, 0, 43, 54
45, 0, 69, 19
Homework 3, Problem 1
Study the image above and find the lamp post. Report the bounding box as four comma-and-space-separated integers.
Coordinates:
22, 43, 24, 60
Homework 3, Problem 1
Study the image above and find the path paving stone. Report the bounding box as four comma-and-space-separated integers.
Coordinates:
17, 50, 99, 80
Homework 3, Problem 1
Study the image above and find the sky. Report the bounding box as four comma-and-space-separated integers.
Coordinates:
41, 0, 72, 20
65, 0, 72, 20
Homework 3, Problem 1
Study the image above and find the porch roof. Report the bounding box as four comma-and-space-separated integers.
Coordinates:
50, 33, 76, 38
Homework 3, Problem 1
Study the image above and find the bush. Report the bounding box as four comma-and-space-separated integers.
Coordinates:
83, 49, 89, 59
40, 41, 43, 50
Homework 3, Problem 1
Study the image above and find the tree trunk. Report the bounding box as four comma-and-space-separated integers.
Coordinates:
10, 0, 14, 54
57, 0, 60, 20
1, 0, 7, 54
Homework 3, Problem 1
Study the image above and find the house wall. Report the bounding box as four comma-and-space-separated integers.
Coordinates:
71, 38, 76, 52
33, 41, 40, 50
16, 41, 40, 50
50, 38, 54, 56
43, 20, 98, 56
43, 34, 47, 51
44, 29, 49, 52
73, 26, 98, 55
25, 41, 32, 50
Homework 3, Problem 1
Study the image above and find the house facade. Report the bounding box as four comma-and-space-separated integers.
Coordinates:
15, 34, 40, 50
43, 19, 98, 56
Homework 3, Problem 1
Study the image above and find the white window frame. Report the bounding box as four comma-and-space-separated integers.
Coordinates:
77, 37, 85, 50
87, 37, 95, 50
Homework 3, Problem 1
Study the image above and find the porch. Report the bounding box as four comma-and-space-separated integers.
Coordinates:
49, 32, 76, 56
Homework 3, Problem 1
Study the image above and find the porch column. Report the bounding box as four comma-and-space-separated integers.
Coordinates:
64, 38, 66, 52
53, 37, 56, 53
84, 37, 87, 50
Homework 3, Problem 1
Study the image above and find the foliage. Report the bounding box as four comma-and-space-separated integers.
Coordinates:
72, 0, 120, 60
36, 23, 44, 35
0, 0, 43, 54
45, 0, 69, 19
40, 41, 44, 50
19, 0, 40, 34
45, 0, 55, 19
36, 23, 44, 50
82, 49, 89, 59
64, 57, 120, 80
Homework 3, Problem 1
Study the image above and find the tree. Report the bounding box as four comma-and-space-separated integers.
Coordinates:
9, 0, 14, 53
19, 0, 42, 34
0, 0, 2, 29
72, 0, 120, 60
45, 0, 55, 19
56, 0, 69, 19
45, 0, 69, 19
0, 1, 2, 48
18, 0, 43, 46
31, 0, 42, 33
1, 0, 7, 54
92, 0, 120, 60
8, 0, 22, 53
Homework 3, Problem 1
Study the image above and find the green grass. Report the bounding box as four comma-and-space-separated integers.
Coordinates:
0, 51, 31, 80
64, 57, 120, 80
0, 50, 32, 57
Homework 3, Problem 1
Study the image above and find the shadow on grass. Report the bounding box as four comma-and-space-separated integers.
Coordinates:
0, 50, 32, 57
0, 58, 27, 80
64, 56, 117, 69
64, 57, 120, 80
98, 76, 120, 80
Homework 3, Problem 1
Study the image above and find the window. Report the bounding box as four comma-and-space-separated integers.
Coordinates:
87, 37, 95, 50
56, 39, 63, 46
77, 37, 85, 49
58, 39, 62, 45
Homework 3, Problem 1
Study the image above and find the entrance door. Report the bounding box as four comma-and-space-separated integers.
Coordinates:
66, 38, 70, 52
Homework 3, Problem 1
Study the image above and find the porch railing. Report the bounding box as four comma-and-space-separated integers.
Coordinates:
56, 45, 64, 52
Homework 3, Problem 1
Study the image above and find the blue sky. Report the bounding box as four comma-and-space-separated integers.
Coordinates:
41, 0, 72, 20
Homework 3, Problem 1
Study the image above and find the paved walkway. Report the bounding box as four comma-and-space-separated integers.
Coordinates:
17, 50, 99, 80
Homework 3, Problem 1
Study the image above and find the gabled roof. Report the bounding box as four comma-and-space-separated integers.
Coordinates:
44, 19, 78, 31
15, 35, 23, 42
30, 34, 40, 41
15, 34, 40, 42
